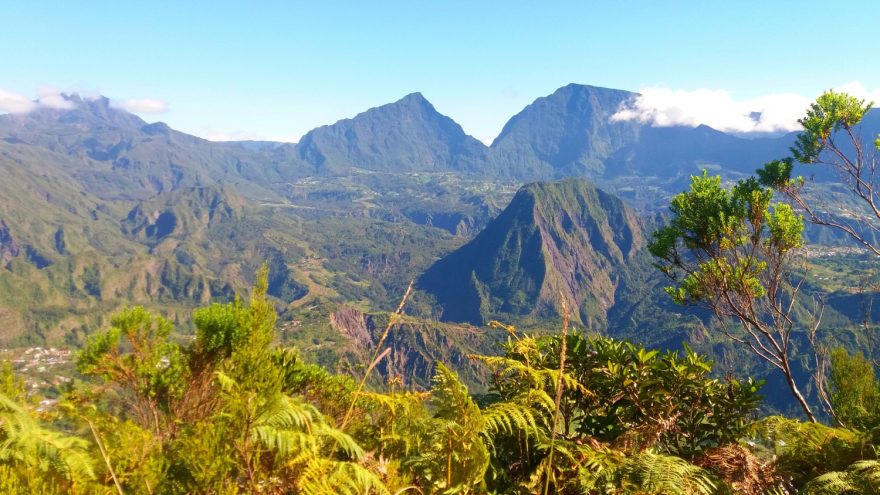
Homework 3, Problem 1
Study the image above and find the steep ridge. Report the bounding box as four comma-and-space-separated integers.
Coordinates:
295, 92, 488, 174
418, 178, 653, 329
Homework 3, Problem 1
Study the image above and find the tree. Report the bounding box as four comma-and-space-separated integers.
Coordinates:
650, 172, 819, 421
476, 330, 764, 494
74, 266, 394, 494
756, 90, 880, 424
76, 307, 187, 439
757, 90, 880, 256
828, 347, 880, 430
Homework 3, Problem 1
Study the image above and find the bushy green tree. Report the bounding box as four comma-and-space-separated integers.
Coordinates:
475, 329, 763, 494
829, 347, 880, 430
76, 306, 187, 439
73, 266, 395, 494
650, 171, 817, 421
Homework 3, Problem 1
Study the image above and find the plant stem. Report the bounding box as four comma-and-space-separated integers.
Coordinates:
544, 295, 570, 495
87, 419, 125, 495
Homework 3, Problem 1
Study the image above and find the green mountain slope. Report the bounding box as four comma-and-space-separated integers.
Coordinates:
418, 178, 654, 329
0, 95, 289, 201
0, 144, 308, 344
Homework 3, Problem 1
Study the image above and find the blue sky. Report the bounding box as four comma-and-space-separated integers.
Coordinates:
2, 1, 879, 143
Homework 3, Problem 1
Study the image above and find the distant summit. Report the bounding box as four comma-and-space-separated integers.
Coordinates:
295, 92, 487, 174
488, 84, 641, 178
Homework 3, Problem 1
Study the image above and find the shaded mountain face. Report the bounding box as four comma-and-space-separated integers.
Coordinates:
602, 125, 796, 178
418, 178, 649, 328
488, 84, 642, 178
295, 92, 488, 174
486, 85, 880, 188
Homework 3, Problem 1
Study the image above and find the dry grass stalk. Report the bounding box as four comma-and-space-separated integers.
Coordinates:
544, 294, 571, 495
341, 280, 414, 430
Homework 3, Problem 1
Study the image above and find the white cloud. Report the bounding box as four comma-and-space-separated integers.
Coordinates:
111, 98, 168, 114
612, 87, 812, 134
37, 94, 75, 110
834, 81, 880, 106
0, 89, 37, 113
0, 87, 75, 113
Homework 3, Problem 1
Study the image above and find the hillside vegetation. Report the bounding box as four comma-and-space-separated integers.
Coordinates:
1, 269, 878, 494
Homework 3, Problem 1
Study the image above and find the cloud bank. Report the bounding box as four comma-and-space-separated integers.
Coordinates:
612, 82, 880, 134
0, 89, 37, 113
110, 98, 168, 114
0, 88, 76, 113
0, 87, 168, 115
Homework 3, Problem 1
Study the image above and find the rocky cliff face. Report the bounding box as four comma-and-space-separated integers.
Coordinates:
328, 306, 494, 389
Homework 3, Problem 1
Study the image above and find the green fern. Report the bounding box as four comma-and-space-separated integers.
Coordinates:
804, 460, 880, 495
0, 393, 95, 489
580, 449, 717, 495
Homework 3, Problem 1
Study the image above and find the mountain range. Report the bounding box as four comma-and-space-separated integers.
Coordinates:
1, 84, 878, 409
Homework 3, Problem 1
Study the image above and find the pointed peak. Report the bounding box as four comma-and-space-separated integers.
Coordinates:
398, 91, 428, 103
339, 91, 443, 122
389, 91, 434, 111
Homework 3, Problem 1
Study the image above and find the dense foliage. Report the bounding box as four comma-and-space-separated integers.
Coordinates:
2, 268, 878, 494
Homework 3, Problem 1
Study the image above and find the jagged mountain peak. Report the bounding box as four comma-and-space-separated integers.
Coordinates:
394, 91, 429, 105
418, 177, 647, 327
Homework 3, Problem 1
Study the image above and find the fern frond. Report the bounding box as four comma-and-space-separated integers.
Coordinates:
298, 457, 390, 495
804, 460, 880, 495
581, 450, 717, 495
0, 393, 95, 482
